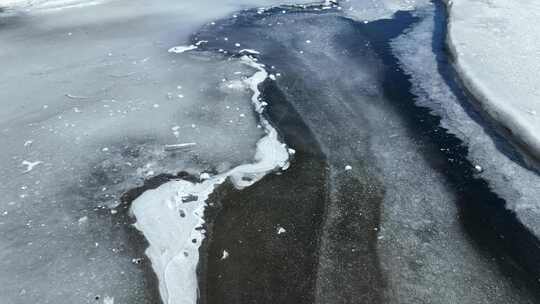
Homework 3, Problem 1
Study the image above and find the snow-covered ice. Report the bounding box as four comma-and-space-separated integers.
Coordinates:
444, 0, 540, 159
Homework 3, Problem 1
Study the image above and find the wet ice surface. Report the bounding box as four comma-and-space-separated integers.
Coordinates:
2, 0, 540, 304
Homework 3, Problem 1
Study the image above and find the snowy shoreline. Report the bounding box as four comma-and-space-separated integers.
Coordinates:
443, 0, 540, 162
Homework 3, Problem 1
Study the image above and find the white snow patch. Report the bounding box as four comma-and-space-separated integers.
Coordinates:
444, 0, 540, 158
131, 55, 289, 304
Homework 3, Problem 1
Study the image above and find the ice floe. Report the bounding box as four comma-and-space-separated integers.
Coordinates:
444, 0, 540, 159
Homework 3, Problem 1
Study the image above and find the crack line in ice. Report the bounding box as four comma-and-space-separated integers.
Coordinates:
131, 54, 290, 304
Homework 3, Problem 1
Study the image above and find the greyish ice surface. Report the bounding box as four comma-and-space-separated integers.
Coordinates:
0, 0, 302, 303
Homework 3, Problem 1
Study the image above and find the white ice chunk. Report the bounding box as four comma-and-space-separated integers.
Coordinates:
168, 45, 198, 54
444, 0, 540, 158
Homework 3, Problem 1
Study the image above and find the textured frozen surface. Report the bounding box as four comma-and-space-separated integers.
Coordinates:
0, 0, 300, 303
393, 4, 540, 237
445, 0, 540, 158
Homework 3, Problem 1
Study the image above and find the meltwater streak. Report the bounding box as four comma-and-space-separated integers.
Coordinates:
131, 54, 290, 304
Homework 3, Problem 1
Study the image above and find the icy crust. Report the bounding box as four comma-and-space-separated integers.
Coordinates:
131, 55, 290, 304
391, 4, 540, 244
443, 0, 540, 160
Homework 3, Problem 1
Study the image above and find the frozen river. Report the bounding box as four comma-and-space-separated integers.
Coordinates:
1, 0, 539, 304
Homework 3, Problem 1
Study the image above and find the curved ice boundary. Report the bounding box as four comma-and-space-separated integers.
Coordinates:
443, 0, 540, 161
131, 54, 291, 304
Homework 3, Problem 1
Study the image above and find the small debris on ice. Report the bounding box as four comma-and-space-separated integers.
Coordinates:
345, 165, 352, 171
23, 140, 33, 147
65, 93, 88, 100
22, 160, 42, 173
164, 143, 196, 151
277, 226, 286, 234
168, 45, 198, 53
221, 250, 229, 260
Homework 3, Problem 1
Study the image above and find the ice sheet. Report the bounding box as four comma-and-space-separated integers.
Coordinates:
444, 0, 540, 159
